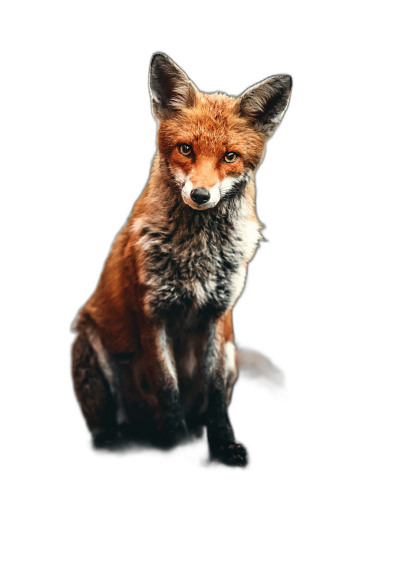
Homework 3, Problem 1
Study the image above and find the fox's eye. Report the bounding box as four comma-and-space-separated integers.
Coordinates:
223, 152, 239, 163
178, 144, 193, 157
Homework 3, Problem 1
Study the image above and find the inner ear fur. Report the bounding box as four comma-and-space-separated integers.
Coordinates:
149, 53, 197, 120
238, 74, 292, 139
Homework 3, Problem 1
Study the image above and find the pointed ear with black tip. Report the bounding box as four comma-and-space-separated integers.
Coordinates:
238, 75, 292, 139
149, 53, 197, 120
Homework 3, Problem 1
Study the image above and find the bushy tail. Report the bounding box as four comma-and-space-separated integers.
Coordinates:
236, 348, 285, 389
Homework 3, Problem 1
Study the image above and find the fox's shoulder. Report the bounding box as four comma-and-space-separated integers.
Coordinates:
73, 221, 138, 342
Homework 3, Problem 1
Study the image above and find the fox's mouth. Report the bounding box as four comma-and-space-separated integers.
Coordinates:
182, 197, 220, 210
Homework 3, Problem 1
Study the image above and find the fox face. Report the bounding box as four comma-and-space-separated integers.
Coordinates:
149, 54, 292, 210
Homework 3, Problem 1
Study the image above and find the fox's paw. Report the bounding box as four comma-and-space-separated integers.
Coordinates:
92, 428, 152, 454
152, 425, 189, 452
92, 429, 121, 449
167, 431, 190, 451
211, 442, 248, 467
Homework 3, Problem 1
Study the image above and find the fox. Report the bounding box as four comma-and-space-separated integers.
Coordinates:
71, 53, 292, 466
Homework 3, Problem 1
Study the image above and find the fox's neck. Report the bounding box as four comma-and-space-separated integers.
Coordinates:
129, 154, 262, 320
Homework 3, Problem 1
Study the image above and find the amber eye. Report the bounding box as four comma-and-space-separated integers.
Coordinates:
223, 152, 239, 163
178, 144, 193, 157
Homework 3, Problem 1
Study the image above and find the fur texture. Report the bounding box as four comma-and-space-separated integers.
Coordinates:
71, 53, 292, 465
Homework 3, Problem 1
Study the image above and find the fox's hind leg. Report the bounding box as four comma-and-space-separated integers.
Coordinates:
72, 328, 118, 447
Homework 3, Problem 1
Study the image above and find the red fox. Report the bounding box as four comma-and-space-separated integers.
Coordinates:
72, 53, 292, 466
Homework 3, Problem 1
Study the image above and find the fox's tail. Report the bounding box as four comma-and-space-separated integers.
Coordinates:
236, 348, 285, 390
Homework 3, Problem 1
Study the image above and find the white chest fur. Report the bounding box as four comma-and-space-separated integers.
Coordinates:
133, 197, 262, 316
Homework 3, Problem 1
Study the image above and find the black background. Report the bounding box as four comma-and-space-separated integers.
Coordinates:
49, 20, 335, 477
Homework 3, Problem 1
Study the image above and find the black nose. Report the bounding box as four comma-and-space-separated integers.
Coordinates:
191, 188, 210, 205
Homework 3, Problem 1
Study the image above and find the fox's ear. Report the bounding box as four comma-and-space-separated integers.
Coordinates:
149, 53, 196, 120
238, 75, 292, 139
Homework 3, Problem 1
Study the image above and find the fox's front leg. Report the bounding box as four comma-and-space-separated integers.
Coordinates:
205, 318, 248, 466
138, 314, 188, 446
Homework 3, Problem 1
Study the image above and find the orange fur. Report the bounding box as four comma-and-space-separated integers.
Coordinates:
72, 53, 291, 463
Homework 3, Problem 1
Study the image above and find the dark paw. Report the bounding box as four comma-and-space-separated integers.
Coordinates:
92, 426, 152, 450
152, 427, 189, 452
92, 429, 121, 449
211, 442, 248, 467
166, 432, 189, 451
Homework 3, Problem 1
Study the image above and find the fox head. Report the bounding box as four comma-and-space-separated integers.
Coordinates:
149, 53, 292, 211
